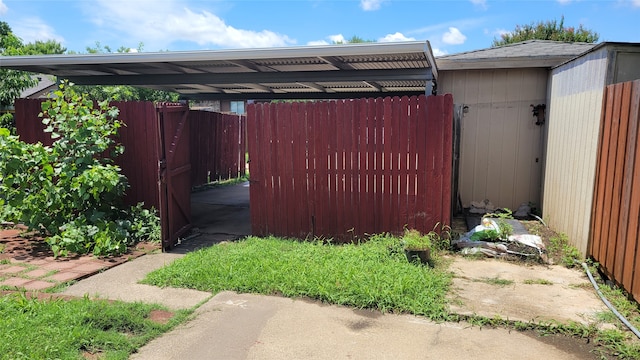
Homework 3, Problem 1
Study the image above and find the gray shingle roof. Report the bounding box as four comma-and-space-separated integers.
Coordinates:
436, 40, 597, 70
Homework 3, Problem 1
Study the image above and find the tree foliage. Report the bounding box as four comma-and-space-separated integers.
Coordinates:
0, 23, 35, 107
492, 16, 599, 47
332, 35, 375, 44
72, 42, 181, 103
0, 21, 67, 135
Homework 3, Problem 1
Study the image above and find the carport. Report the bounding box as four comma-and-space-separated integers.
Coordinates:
1, 41, 446, 248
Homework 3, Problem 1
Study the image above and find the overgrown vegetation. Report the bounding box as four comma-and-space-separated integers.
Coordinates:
0, 293, 190, 359
0, 81, 160, 257
548, 233, 582, 268
144, 234, 453, 319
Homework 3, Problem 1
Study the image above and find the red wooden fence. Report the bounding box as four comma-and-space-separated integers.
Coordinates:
15, 99, 161, 209
189, 110, 247, 187
590, 79, 640, 302
247, 95, 453, 242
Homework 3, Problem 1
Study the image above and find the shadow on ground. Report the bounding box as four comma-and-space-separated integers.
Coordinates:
168, 181, 251, 254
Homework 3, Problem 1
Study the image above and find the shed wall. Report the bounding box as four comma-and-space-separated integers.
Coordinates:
543, 48, 609, 256
438, 68, 547, 211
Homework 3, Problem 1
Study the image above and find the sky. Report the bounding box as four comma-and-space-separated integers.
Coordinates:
0, 0, 639, 57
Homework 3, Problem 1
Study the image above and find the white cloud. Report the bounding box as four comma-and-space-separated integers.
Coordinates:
13, 17, 65, 44
0, 0, 7, 15
484, 28, 509, 37
360, 0, 385, 11
633, 0, 640, 7
432, 48, 447, 57
557, 0, 572, 4
84, 0, 295, 50
378, 32, 416, 42
442, 27, 466, 45
470, 0, 487, 9
307, 40, 330, 46
329, 34, 347, 43
306, 34, 346, 45
409, 17, 486, 38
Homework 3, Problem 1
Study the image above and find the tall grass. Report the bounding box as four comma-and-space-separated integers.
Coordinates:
143, 234, 452, 320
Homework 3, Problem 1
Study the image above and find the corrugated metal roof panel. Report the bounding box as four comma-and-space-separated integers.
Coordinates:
0, 41, 436, 100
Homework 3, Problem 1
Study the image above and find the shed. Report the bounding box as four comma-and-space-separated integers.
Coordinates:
436, 40, 596, 213
543, 42, 640, 264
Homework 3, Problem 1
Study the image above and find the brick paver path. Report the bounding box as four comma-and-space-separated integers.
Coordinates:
0, 225, 159, 291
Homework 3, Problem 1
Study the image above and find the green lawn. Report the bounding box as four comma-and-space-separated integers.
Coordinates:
0, 294, 190, 360
143, 234, 452, 320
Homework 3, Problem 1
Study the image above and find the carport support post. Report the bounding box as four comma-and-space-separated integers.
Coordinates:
425, 68, 437, 96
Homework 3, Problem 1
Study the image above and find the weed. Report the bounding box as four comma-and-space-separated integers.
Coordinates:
485, 208, 513, 219
597, 329, 640, 359
548, 233, 581, 267
0, 258, 9, 265
522, 278, 553, 285
568, 282, 592, 290
476, 277, 514, 287
0, 244, 5, 254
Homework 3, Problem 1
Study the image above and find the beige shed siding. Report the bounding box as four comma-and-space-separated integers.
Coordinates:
543, 49, 608, 256
439, 68, 548, 210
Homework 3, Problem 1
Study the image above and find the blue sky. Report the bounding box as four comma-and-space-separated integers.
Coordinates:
1, 0, 638, 56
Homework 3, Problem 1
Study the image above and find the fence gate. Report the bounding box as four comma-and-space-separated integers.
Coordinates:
157, 104, 192, 250
247, 94, 453, 241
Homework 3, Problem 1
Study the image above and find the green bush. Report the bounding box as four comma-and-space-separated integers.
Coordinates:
0, 81, 160, 257
0, 113, 15, 135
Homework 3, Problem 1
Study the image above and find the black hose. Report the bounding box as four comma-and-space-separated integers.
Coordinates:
581, 262, 640, 339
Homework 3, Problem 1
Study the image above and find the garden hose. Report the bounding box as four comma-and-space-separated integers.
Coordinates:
581, 262, 640, 339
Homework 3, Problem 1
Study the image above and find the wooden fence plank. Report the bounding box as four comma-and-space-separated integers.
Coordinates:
381, 97, 393, 233
626, 81, 640, 300
348, 99, 360, 237
427, 95, 444, 231
613, 82, 634, 281
417, 95, 430, 233
407, 96, 419, 230
597, 85, 618, 264
604, 84, 624, 272
364, 98, 376, 234
441, 94, 454, 228
283, 103, 296, 237
397, 96, 409, 230
591, 86, 612, 257
389, 96, 401, 232
290, 102, 306, 238
335, 100, 346, 237
248, 103, 264, 236
316, 101, 329, 237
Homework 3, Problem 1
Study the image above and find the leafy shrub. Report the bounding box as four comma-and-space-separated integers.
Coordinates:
0, 81, 160, 257
0, 113, 15, 135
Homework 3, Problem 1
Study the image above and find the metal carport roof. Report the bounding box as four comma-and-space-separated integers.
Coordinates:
0, 41, 438, 100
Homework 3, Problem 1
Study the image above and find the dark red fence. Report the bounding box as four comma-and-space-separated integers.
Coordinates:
14, 99, 162, 210
247, 95, 453, 242
189, 110, 247, 187
590, 79, 640, 302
